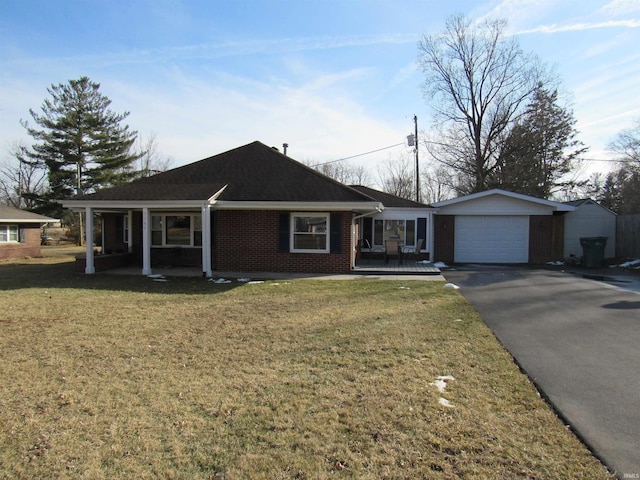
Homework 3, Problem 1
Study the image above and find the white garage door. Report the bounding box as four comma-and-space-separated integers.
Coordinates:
455, 216, 529, 263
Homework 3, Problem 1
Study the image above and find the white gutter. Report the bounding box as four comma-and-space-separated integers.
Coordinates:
353, 206, 384, 220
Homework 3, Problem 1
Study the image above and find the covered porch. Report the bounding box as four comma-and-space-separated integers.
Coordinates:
73, 203, 214, 277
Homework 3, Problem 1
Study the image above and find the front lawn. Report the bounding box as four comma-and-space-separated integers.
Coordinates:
0, 250, 611, 479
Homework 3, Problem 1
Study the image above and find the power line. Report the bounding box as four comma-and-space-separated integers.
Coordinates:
578, 157, 635, 163
314, 142, 406, 167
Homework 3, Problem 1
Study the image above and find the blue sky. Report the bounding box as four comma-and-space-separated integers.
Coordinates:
1, 0, 639, 183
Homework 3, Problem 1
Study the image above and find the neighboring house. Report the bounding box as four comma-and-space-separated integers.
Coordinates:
63, 141, 386, 275
349, 185, 435, 261
563, 199, 617, 260
431, 189, 574, 264
0, 205, 57, 261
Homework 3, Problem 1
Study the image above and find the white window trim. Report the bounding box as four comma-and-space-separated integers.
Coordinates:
290, 212, 330, 254
368, 217, 423, 250
150, 213, 202, 248
0, 224, 19, 243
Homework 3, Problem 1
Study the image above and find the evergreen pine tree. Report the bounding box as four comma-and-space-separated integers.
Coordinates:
489, 86, 587, 198
20, 76, 142, 216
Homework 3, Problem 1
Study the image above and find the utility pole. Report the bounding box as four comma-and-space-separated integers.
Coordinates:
414, 115, 420, 203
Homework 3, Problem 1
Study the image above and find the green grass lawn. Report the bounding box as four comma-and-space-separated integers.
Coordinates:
0, 248, 612, 479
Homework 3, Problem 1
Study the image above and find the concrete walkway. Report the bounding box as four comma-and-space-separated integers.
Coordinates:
102, 265, 445, 281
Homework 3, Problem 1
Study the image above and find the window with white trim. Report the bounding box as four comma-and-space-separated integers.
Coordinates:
364, 218, 421, 250
150, 214, 203, 247
0, 224, 19, 243
291, 213, 329, 253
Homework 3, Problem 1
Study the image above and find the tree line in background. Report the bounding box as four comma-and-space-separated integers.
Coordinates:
1, 15, 639, 220
314, 14, 639, 211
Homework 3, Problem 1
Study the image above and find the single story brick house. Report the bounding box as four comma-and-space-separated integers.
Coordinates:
64, 142, 587, 274
64, 141, 437, 276
430, 189, 575, 264
0, 205, 57, 261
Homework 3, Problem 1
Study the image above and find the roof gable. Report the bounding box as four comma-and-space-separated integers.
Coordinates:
564, 198, 617, 215
74, 141, 375, 204
0, 205, 57, 223
432, 189, 574, 213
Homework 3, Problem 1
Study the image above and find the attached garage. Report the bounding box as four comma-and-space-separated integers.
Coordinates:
454, 215, 529, 263
431, 189, 574, 265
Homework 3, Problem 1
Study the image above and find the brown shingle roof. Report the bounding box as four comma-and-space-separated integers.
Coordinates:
0, 205, 57, 223
349, 185, 431, 208
76, 141, 375, 203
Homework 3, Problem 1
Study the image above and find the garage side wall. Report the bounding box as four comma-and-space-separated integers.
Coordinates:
433, 215, 455, 264
529, 215, 553, 264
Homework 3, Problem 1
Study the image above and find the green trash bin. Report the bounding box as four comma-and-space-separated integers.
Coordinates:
580, 237, 608, 267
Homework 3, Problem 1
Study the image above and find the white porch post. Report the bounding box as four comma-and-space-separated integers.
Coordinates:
84, 207, 95, 274
351, 216, 357, 269
427, 211, 434, 262
127, 209, 133, 253
142, 207, 152, 275
201, 203, 212, 277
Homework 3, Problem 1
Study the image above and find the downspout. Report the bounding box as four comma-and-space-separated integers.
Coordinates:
204, 184, 228, 277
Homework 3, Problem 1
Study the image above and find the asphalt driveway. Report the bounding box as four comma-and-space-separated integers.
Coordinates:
443, 266, 640, 479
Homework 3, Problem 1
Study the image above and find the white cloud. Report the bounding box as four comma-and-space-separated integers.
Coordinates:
477, 0, 554, 30
517, 19, 640, 34
98, 64, 406, 169
600, 0, 640, 16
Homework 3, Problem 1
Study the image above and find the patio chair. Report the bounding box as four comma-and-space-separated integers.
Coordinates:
402, 238, 424, 262
385, 239, 401, 265
364, 239, 385, 264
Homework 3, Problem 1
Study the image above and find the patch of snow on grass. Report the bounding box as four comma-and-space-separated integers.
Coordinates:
617, 258, 640, 269
439, 397, 455, 408
210, 278, 232, 284
430, 375, 455, 393
443, 283, 459, 289
430, 375, 456, 408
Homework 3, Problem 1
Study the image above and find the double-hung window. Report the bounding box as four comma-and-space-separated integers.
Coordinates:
0, 225, 19, 243
291, 213, 329, 253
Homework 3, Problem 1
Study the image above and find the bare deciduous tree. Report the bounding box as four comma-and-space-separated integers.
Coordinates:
598, 119, 640, 213
307, 160, 373, 186
378, 154, 414, 200
134, 133, 174, 177
420, 163, 455, 204
418, 14, 550, 194
0, 142, 48, 209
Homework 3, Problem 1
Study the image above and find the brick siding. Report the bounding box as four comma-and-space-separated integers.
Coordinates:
102, 213, 128, 253
528, 215, 554, 264
433, 215, 455, 264
213, 210, 352, 274
0, 223, 42, 261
